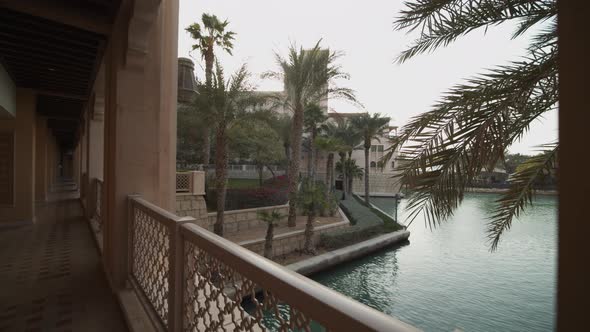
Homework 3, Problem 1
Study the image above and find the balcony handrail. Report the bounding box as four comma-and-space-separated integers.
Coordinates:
128, 194, 418, 332
181, 222, 418, 332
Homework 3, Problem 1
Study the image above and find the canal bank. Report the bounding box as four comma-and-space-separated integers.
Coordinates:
288, 229, 410, 276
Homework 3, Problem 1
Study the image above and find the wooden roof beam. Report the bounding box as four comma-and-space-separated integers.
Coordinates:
0, 0, 113, 35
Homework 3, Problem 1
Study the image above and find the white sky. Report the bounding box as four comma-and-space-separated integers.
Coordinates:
177, 0, 558, 154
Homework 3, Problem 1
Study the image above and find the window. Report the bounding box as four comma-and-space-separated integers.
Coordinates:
371, 145, 377, 152
391, 161, 395, 169
377, 145, 384, 152
370, 161, 377, 168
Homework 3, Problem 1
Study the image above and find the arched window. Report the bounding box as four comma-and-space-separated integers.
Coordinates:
370, 161, 377, 168
391, 161, 395, 169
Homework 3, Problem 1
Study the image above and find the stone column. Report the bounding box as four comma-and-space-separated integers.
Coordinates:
102, 0, 179, 288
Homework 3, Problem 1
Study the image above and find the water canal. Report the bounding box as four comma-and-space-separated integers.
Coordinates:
313, 193, 557, 332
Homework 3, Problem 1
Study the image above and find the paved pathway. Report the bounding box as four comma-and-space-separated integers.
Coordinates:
0, 181, 127, 332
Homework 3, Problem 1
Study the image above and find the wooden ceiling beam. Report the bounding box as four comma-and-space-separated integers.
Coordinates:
37, 91, 87, 101
0, 38, 98, 62
1, 54, 94, 73
0, 0, 112, 35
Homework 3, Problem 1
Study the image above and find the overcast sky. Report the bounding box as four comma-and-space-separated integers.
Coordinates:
177, 0, 557, 154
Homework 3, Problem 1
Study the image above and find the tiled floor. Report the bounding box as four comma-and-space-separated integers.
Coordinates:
0, 183, 127, 332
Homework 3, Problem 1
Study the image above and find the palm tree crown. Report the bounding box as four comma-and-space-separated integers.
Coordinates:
264, 41, 358, 227
186, 13, 235, 84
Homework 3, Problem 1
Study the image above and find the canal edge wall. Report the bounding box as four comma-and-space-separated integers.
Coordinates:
287, 229, 410, 276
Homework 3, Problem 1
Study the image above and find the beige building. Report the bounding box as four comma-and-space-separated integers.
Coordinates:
301, 111, 403, 195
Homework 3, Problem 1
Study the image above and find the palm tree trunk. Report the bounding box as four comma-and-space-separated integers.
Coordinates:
325, 153, 334, 209
303, 208, 315, 254
203, 49, 214, 169
306, 145, 312, 177
310, 128, 317, 181
204, 49, 214, 87
264, 222, 274, 259
213, 122, 227, 236
284, 144, 290, 178
325, 155, 331, 188
339, 152, 346, 200
364, 146, 370, 205
287, 104, 304, 227
202, 129, 210, 167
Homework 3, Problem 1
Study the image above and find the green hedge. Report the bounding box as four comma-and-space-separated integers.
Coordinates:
351, 195, 403, 232
321, 194, 401, 249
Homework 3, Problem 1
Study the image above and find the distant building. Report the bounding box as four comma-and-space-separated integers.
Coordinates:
177, 57, 197, 104
301, 111, 402, 195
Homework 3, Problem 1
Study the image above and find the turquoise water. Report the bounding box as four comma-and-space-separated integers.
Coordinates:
313, 193, 557, 332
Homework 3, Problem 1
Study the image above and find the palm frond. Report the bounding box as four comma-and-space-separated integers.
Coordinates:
487, 143, 557, 250
384, 49, 557, 229
394, 0, 557, 63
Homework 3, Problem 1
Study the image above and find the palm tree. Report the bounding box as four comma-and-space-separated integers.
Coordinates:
186, 14, 236, 168
297, 177, 327, 254
335, 159, 364, 196
264, 41, 358, 227
388, 1, 557, 250
208, 63, 261, 236
349, 113, 391, 205
322, 118, 359, 199
304, 103, 328, 180
273, 114, 293, 178
314, 136, 345, 204
258, 209, 285, 259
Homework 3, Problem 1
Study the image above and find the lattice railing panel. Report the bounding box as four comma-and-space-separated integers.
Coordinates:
131, 203, 171, 328
176, 173, 191, 193
183, 241, 314, 332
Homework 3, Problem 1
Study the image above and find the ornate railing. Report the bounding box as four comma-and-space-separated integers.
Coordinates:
176, 171, 205, 195
176, 172, 191, 193
128, 195, 418, 332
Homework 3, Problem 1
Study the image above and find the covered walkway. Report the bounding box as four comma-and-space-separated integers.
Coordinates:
0, 181, 127, 332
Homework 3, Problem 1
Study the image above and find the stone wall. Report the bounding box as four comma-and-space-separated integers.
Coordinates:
175, 193, 208, 227
204, 205, 290, 235
239, 221, 349, 257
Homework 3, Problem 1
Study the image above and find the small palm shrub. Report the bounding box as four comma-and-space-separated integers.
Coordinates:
257, 209, 286, 259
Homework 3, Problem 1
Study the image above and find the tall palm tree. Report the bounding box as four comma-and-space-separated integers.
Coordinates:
388, 0, 557, 250
264, 41, 358, 227
208, 63, 261, 236
335, 159, 364, 195
273, 114, 293, 177
314, 136, 345, 200
186, 14, 236, 168
349, 113, 391, 205
304, 103, 327, 180
323, 118, 360, 199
